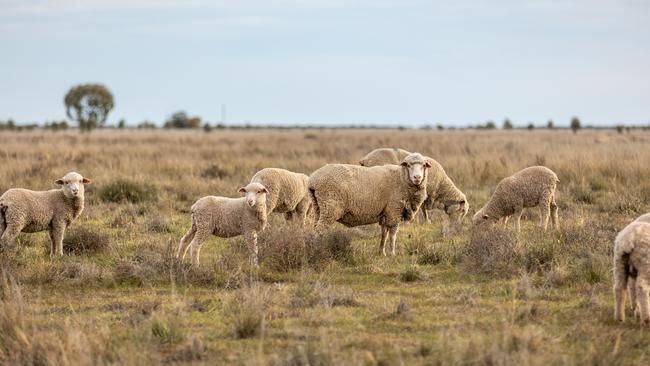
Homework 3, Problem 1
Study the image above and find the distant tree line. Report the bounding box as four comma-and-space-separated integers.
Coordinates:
3, 83, 650, 133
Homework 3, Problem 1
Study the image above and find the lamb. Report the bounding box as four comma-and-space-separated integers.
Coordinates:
359, 148, 468, 234
250, 168, 311, 225
0, 172, 92, 257
472, 166, 559, 232
176, 182, 268, 267
614, 218, 650, 324
309, 152, 430, 256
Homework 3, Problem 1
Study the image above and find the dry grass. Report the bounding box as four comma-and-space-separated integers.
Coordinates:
0, 129, 649, 364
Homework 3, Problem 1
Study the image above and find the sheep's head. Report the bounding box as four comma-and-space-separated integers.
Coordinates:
400, 153, 431, 187
238, 183, 268, 208
446, 198, 469, 225
472, 208, 498, 226
55, 172, 91, 199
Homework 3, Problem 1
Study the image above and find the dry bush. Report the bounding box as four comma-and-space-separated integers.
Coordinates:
400, 265, 424, 282
100, 179, 158, 204
290, 279, 360, 309
390, 298, 413, 321
463, 225, 521, 277
224, 283, 271, 339
63, 226, 112, 254
257, 225, 356, 272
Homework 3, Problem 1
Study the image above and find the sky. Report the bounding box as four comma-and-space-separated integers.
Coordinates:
1, 0, 649, 127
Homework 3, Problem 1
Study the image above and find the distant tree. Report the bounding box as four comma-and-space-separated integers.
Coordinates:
485, 121, 496, 129
502, 119, 513, 130
203, 123, 212, 133
118, 119, 126, 129
436, 124, 444, 130
137, 121, 157, 129
547, 120, 554, 129
570, 117, 581, 134
164, 111, 201, 129
64, 83, 114, 133
527, 123, 535, 131
616, 125, 624, 134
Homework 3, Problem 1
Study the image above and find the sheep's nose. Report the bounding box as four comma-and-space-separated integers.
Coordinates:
247, 200, 255, 206
413, 175, 422, 182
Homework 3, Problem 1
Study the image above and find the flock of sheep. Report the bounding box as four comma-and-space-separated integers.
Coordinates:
0, 148, 648, 325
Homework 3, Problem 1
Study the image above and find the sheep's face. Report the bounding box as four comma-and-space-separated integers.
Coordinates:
239, 183, 268, 208
472, 210, 498, 226
55, 172, 91, 199
401, 153, 431, 187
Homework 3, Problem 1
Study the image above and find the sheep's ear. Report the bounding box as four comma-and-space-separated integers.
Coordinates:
238, 187, 247, 194
260, 187, 268, 194
55, 179, 64, 185
82, 178, 92, 184
359, 160, 365, 166
482, 214, 489, 220
400, 161, 408, 167
424, 161, 431, 168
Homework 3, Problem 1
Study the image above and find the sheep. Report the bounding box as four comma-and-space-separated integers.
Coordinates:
359, 148, 468, 234
614, 219, 650, 324
250, 168, 311, 225
0, 172, 92, 257
635, 213, 650, 224
309, 152, 430, 256
472, 166, 559, 232
176, 182, 268, 267
359, 148, 410, 168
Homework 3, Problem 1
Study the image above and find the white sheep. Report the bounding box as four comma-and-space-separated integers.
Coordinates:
635, 213, 650, 224
614, 218, 650, 324
359, 148, 468, 234
309, 152, 430, 256
472, 166, 559, 232
0, 172, 92, 257
250, 168, 311, 225
176, 182, 268, 267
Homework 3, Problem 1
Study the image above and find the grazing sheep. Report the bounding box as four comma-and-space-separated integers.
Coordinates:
359, 148, 410, 168
250, 168, 311, 225
359, 148, 468, 234
176, 182, 268, 267
0, 172, 92, 257
472, 166, 559, 232
309, 152, 430, 256
614, 219, 650, 324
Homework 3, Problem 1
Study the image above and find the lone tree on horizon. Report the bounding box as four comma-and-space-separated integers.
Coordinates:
570, 116, 581, 134
64, 83, 114, 133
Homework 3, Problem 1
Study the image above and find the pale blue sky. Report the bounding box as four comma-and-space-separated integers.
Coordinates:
1, 0, 649, 127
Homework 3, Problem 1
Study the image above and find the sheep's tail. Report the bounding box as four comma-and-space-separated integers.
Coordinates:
308, 188, 319, 224
0, 200, 6, 232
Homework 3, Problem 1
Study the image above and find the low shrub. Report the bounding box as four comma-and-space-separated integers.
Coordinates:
100, 180, 158, 204
63, 227, 111, 254
224, 283, 270, 339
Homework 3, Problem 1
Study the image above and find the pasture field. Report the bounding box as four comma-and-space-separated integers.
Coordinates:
1, 129, 650, 365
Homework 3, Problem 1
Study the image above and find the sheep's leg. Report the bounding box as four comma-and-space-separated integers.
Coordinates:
388, 225, 399, 256
629, 277, 638, 319
539, 191, 554, 230
189, 229, 211, 267
50, 223, 65, 257
293, 197, 311, 226
420, 209, 429, 223
550, 194, 559, 230
177, 223, 197, 260
636, 276, 650, 324
0, 214, 5, 239
501, 216, 509, 227
513, 209, 523, 233
0, 224, 21, 250
244, 231, 259, 267
614, 257, 629, 322
313, 205, 341, 233
379, 225, 388, 256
